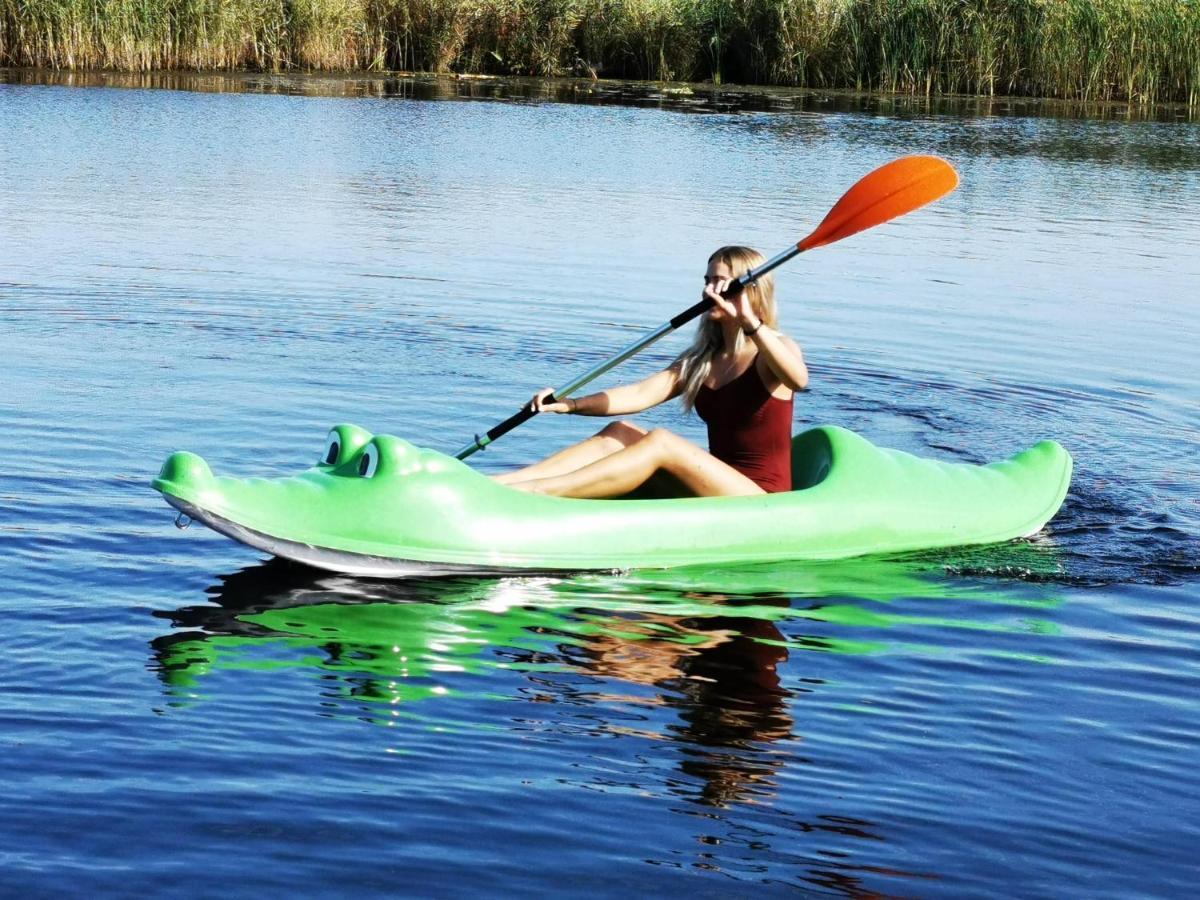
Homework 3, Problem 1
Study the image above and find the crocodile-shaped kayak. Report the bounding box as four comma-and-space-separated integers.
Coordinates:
152, 424, 1072, 577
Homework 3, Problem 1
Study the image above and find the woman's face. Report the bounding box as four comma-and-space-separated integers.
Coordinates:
705, 259, 734, 320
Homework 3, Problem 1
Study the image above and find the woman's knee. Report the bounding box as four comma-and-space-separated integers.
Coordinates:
642, 428, 695, 460
598, 420, 648, 446
648, 428, 712, 464
645, 427, 683, 447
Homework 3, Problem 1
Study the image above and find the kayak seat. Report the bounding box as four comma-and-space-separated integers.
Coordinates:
790, 428, 833, 491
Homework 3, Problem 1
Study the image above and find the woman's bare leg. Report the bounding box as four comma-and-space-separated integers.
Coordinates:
511, 428, 764, 499
491, 421, 648, 485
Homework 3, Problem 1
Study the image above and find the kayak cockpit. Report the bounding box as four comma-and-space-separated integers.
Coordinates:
618, 428, 833, 499
790, 428, 833, 490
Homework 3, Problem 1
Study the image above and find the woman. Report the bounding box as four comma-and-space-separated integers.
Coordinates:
495, 246, 809, 498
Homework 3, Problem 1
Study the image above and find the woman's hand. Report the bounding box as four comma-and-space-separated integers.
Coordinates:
704, 278, 761, 331
530, 388, 575, 414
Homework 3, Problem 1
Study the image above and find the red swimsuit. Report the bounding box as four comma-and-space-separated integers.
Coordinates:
694, 356, 794, 493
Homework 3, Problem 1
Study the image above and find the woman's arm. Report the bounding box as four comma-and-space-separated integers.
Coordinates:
747, 329, 809, 391
705, 279, 808, 391
532, 366, 682, 416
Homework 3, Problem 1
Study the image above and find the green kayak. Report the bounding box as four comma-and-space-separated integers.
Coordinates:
152, 424, 1072, 576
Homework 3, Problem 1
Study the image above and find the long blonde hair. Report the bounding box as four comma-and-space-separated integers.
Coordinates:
674, 246, 777, 412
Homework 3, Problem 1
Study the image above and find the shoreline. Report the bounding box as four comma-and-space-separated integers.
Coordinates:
3, 68, 1196, 123
2, 0, 1196, 106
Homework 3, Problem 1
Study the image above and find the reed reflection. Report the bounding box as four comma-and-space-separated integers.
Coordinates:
6, 68, 1192, 124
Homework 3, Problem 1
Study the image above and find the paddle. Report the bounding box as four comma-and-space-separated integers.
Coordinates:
455, 154, 959, 461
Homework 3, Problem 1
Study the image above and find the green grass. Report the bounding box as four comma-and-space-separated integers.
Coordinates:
2, 0, 1196, 104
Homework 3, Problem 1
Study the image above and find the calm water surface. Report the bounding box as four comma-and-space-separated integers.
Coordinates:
1, 71, 1198, 896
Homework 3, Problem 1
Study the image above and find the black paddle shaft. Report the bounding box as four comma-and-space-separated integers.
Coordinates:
454, 254, 790, 461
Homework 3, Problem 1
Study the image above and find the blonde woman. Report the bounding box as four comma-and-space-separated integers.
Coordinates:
496, 246, 809, 498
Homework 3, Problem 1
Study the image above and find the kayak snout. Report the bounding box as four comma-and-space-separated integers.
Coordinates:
150, 426, 489, 566
153, 450, 213, 496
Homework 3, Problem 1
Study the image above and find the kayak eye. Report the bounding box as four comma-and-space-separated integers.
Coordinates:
358, 444, 379, 478
321, 431, 342, 466
319, 424, 373, 469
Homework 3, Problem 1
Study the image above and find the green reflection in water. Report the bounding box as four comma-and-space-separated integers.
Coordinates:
151, 544, 1065, 821
155, 575, 574, 699
153, 540, 1066, 702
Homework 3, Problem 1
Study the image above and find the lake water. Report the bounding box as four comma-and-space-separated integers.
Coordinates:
1, 70, 1198, 896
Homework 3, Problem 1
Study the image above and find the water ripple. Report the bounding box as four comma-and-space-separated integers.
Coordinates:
2, 75, 1198, 897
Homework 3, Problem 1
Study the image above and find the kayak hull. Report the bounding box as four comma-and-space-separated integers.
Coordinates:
152, 424, 1073, 575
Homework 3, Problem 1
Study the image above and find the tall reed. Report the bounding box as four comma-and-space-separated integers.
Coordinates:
1, 0, 1196, 104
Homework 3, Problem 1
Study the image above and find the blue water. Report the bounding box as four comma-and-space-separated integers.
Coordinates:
1, 71, 1198, 896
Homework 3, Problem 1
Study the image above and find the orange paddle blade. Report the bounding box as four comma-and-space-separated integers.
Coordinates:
797, 155, 958, 252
